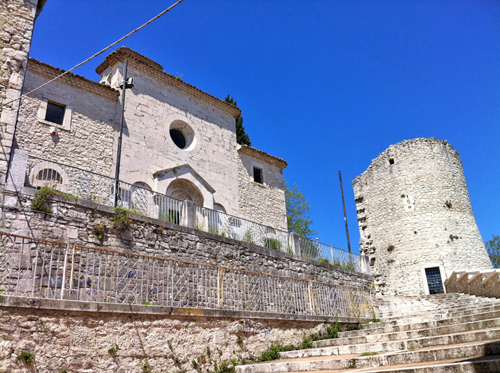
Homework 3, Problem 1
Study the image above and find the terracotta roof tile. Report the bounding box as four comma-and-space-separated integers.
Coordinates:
27, 59, 119, 101
238, 145, 288, 169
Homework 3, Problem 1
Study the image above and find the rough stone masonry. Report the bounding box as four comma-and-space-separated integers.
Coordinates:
353, 138, 491, 296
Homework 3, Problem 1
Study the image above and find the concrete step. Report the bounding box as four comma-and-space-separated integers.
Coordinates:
285, 355, 500, 372
280, 328, 500, 358
314, 317, 500, 348
235, 340, 500, 373
376, 304, 500, 327
336, 307, 500, 340
380, 301, 500, 321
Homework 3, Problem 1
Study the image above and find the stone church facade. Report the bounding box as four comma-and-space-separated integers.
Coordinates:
11, 45, 288, 231
353, 138, 492, 296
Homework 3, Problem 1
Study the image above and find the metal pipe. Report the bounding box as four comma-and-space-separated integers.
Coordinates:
339, 170, 352, 253
113, 60, 128, 207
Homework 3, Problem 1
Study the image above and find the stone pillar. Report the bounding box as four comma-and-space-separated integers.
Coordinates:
3, 148, 27, 207
357, 254, 372, 276
182, 200, 197, 229
0, 0, 45, 203
289, 232, 302, 258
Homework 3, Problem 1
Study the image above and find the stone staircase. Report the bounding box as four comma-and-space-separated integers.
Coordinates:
237, 293, 500, 372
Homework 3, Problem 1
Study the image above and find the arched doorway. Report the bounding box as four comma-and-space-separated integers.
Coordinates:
166, 179, 204, 206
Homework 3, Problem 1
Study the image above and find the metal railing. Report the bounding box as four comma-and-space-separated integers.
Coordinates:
299, 237, 362, 271
23, 156, 368, 273
195, 206, 290, 252
25, 156, 184, 224
0, 232, 373, 318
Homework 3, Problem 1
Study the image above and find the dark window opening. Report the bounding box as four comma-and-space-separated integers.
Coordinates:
253, 167, 263, 184
170, 129, 186, 149
45, 102, 66, 125
389, 158, 395, 165
36, 169, 63, 185
425, 267, 444, 294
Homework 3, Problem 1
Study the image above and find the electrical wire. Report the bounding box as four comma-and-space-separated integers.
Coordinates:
1, 0, 185, 109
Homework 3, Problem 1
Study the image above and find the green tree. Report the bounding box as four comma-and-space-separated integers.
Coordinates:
225, 95, 251, 146
486, 235, 500, 268
285, 182, 317, 238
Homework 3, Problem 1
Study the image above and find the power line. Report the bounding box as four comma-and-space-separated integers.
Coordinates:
1, 0, 185, 109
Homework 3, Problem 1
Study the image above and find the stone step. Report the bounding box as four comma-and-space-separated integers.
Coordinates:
280, 328, 500, 358
235, 340, 500, 373
286, 355, 500, 373
380, 301, 500, 320
376, 304, 500, 326
334, 308, 500, 340
314, 317, 500, 348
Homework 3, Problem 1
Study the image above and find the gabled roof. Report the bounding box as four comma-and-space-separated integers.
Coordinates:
153, 164, 216, 193
96, 47, 241, 119
27, 59, 119, 101
238, 145, 288, 169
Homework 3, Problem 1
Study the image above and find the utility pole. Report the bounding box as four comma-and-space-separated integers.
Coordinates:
339, 171, 352, 253
113, 60, 134, 207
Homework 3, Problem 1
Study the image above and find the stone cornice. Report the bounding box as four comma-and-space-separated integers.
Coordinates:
238, 145, 288, 169
96, 47, 241, 119
27, 59, 119, 101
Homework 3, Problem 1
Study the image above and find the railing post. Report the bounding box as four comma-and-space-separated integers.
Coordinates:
308, 280, 315, 314
289, 233, 302, 258
182, 200, 197, 229
60, 243, 70, 300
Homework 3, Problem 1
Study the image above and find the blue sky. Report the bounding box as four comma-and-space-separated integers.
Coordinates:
29, 1, 499, 253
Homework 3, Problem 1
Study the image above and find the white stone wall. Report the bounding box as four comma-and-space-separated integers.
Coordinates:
353, 138, 491, 296
103, 61, 241, 214
0, 305, 326, 373
0, 0, 41, 198
238, 151, 287, 231
15, 67, 118, 176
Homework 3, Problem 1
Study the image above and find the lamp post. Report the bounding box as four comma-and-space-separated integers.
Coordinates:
113, 60, 134, 207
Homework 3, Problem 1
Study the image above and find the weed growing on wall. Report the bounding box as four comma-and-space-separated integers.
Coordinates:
92, 224, 106, 240
111, 207, 132, 230
31, 186, 77, 213
17, 350, 34, 365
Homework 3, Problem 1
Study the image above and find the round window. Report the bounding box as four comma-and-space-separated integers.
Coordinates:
169, 120, 196, 151
170, 129, 186, 149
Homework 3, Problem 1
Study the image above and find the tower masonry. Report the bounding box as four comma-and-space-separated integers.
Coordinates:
353, 138, 491, 296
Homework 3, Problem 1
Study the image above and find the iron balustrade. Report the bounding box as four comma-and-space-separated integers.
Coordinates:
194, 206, 290, 252
25, 156, 184, 224
0, 232, 373, 318
299, 237, 362, 271
23, 156, 366, 273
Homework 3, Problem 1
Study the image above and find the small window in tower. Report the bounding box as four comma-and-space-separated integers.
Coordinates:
45, 102, 66, 125
253, 167, 263, 184
389, 158, 395, 165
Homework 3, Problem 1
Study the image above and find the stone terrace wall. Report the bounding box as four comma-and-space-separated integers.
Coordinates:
0, 298, 329, 373
2, 190, 372, 289
353, 138, 491, 296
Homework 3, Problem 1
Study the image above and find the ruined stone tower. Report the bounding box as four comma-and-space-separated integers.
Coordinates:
353, 138, 491, 296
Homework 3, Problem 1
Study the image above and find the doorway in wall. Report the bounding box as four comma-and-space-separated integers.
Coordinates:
425, 267, 444, 294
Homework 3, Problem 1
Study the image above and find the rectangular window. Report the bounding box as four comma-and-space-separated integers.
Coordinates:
45, 102, 66, 125
253, 167, 263, 184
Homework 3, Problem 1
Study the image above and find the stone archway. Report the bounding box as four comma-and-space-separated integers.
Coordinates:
166, 179, 204, 206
